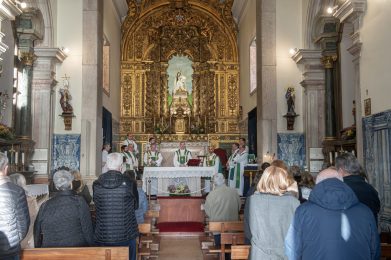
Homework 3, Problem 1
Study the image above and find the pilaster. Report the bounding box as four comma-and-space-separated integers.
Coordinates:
334, 0, 366, 164
31, 47, 66, 181
292, 49, 325, 167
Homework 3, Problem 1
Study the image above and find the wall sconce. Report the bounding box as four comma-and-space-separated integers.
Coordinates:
327, 6, 338, 14
61, 47, 70, 54
289, 48, 298, 56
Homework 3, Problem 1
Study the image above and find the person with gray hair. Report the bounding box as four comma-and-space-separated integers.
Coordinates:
335, 152, 380, 223
0, 153, 30, 259
34, 170, 93, 247
93, 153, 139, 260
315, 167, 343, 184
204, 173, 241, 248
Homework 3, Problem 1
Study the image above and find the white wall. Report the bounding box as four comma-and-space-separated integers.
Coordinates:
102, 0, 121, 122
238, 0, 257, 121
54, 0, 83, 134
360, 0, 391, 115
276, 0, 303, 132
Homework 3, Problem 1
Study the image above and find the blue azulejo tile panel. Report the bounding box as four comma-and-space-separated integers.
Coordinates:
51, 134, 81, 175
277, 133, 305, 168
363, 109, 391, 230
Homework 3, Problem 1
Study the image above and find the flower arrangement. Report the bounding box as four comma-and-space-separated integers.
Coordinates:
168, 183, 190, 196
0, 123, 14, 140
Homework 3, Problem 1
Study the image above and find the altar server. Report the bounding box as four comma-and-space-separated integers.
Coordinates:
228, 143, 248, 195
173, 141, 192, 167
143, 143, 163, 167
122, 133, 139, 156
205, 146, 222, 193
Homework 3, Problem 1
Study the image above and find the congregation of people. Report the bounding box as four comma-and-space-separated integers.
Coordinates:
0, 132, 383, 260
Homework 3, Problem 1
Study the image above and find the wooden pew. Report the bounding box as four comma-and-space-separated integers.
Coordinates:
220, 232, 245, 260
231, 245, 250, 260
206, 221, 244, 260
21, 247, 128, 260
138, 223, 159, 260
382, 243, 391, 259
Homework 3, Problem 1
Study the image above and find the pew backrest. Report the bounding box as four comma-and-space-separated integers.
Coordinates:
221, 232, 245, 246
231, 245, 251, 260
139, 223, 152, 234
21, 247, 129, 260
208, 221, 243, 233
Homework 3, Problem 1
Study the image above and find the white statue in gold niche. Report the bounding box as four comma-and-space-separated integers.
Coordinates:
174, 71, 188, 94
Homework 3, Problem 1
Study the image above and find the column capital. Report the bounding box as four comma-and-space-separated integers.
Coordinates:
20, 51, 36, 67
321, 55, 338, 69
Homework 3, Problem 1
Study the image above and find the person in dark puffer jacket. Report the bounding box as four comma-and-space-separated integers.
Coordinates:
0, 153, 30, 260
285, 168, 380, 260
93, 152, 139, 260
34, 170, 94, 248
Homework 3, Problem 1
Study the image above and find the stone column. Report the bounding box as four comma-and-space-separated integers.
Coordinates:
292, 50, 325, 166
321, 55, 338, 140
31, 48, 66, 181
256, 0, 277, 160
80, 0, 103, 178
334, 0, 366, 162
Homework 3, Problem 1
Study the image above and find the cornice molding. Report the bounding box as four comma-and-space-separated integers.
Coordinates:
34, 47, 67, 63
334, 0, 366, 24
0, 0, 22, 20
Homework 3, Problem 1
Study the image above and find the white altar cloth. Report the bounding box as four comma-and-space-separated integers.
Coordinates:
142, 166, 215, 196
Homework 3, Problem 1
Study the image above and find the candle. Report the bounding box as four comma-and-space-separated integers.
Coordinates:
4, 151, 7, 156
352, 150, 355, 156
15, 152, 18, 164
22, 153, 25, 165
329, 152, 333, 164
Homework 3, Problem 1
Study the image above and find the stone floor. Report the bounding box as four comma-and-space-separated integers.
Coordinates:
158, 236, 203, 260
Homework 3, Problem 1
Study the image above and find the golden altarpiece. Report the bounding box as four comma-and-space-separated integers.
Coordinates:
120, 0, 241, 147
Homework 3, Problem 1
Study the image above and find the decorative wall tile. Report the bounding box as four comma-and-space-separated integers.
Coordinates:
363, 109, 391, 230
277, 133, 305, 168
51, 134, 81, 175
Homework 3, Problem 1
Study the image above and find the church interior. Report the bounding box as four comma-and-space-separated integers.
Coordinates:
1, 0, 391, 259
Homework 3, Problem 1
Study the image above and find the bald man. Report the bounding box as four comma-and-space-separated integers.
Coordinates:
285, 168, 380, 259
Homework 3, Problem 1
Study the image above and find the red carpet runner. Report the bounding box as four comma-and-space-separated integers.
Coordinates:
157, 222, 204, 233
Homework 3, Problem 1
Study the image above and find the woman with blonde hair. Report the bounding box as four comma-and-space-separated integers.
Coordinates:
249, 166, 299, 259
71, 170, 92, 205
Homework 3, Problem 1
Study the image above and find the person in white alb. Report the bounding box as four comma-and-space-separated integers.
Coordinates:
102, 143, 111, 174
143, 143, 163, 167
239, 137, 249, 153
227, 143, 248, 196
173, 141, 192, 167
122, 133, 139, 156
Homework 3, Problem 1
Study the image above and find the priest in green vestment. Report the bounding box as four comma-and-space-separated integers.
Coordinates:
173, 141, 192, 167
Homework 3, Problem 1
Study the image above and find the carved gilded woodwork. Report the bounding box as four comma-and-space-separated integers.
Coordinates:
121, 0, 239, 137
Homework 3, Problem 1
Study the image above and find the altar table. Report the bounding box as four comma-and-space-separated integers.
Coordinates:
142, 166, 214, 196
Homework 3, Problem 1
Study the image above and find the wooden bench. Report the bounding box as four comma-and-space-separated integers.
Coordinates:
382, 243, 391, 259
21, 247, 128, 260
137, 223, 159, 260
205, 221, 244, 260
231, 245, 250, 260
220, 232, 245, 260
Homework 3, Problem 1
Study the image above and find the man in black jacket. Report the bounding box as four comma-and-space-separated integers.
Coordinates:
336, 152, 381, 223
34, 170, 94, 247
93, 152, 139, 260
0, 152, 30, 260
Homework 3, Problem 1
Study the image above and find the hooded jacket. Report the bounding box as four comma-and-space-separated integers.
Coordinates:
0, 177, 30, 258
285, 178, 380, 260
93, 170, 139, 243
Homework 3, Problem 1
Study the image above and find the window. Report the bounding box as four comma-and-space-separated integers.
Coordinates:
249, 37, 257, 94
